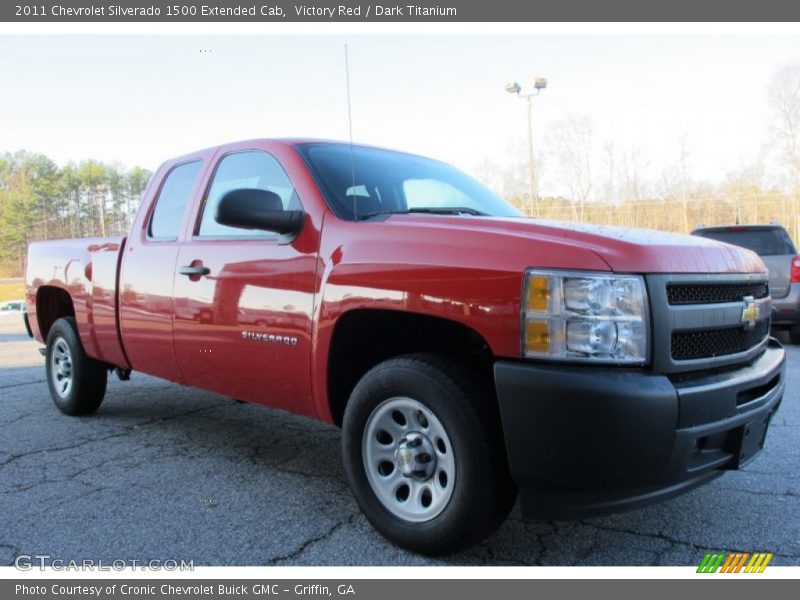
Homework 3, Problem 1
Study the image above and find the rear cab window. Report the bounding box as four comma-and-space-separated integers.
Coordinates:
695, 228, 797, 256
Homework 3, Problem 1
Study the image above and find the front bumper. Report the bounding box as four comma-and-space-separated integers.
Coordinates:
771, 283, 800, 326
494, 340, 785, 520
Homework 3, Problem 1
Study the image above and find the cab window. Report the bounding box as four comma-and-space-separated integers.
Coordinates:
148, 161, 202, 240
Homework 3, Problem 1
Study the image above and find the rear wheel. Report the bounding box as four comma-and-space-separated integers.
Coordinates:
341, 354, 516, 555
45, 317, 107, 416
790, 326, 800, 345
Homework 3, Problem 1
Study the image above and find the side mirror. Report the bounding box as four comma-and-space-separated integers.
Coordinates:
215, 188, 304, 237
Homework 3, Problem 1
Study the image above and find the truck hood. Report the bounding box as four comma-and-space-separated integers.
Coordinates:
377, 215, 766, 275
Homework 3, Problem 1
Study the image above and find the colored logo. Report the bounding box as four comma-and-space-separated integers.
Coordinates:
697, 552, 773, 573
741, 296, 758, 330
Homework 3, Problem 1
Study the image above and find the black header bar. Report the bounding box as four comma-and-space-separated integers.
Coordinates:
4, 0, 800, 22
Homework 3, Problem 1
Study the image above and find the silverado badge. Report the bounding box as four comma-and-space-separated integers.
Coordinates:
241, 331, 299, 346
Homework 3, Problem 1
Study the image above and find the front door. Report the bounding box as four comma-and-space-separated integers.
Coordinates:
172, 150, 318, 415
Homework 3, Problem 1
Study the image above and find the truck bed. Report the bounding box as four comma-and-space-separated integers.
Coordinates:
25, 236, 129, 368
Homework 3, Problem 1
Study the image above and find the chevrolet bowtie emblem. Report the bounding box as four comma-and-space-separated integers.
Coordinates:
741, 296, 758, 330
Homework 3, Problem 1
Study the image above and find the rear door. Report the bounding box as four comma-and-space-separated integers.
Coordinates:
761, 255, 794, 299
171, 148, 319, 415
118, 158, 205, 382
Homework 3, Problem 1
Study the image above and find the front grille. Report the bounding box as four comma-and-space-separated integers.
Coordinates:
667, 282, 769, 305
671, 320, 770, 361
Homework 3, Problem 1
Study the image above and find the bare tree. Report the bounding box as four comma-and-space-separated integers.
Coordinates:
473, 157, 500, 191
621, 146, 648, 203
601, 140, 617, 204
656, 135, 693, 232
498, 144, 533, 212
722, 156, 767, 226
678, 135, 692, 231
550, 116, 594, 221
768, 63, 800, 239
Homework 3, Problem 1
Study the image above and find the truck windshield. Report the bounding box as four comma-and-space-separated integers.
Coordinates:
695, 228, 797, 256
296, 143, 522, 221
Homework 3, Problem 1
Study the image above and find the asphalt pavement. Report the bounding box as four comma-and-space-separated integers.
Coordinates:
1, 312, 798, 566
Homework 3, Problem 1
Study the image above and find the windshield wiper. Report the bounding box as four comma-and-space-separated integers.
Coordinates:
356, 207, 487, 221
406, 207, 487, 216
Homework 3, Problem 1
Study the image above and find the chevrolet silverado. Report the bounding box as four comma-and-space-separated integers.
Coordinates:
25, 139, 785, 555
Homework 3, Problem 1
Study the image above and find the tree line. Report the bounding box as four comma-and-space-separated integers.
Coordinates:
0, 151, 151, 276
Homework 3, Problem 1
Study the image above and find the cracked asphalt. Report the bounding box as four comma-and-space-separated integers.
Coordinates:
0, 312, 798, 566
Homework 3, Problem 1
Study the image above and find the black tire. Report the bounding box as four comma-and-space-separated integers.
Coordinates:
341, 354, 517, 555
789, 326, 800, 345
45, 317, 107, 416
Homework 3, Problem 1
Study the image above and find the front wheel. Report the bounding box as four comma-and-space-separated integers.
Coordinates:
45, 317, 107, 416
341, 354, 516, 555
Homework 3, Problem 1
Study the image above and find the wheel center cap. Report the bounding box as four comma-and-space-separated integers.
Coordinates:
395, 447, 416, 475
394, 432, 436, 480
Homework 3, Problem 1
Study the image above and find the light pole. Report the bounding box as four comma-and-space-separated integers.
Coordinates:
506, 77, 547, 217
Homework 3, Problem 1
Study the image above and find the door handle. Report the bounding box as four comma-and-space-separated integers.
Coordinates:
179, 265, 210, 277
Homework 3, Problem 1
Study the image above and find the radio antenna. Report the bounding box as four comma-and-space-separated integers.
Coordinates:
344, 44, 357, 221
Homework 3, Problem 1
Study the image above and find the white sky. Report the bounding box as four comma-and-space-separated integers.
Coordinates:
1, 34, 799, 196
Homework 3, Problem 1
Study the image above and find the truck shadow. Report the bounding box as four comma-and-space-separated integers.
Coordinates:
3, 359, 795, 566
83, 378, 788, 565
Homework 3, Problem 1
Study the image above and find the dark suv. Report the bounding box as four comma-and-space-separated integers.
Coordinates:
692, 224, 800, 342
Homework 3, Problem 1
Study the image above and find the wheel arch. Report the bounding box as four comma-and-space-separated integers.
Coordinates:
36, 286, 76, 341
326, 308, 496, 427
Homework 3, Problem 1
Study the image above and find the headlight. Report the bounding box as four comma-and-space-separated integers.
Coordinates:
522, 270, 648, 364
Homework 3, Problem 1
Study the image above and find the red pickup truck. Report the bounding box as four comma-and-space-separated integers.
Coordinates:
25, 139, 785, 555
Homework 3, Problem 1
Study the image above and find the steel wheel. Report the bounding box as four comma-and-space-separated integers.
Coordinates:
50, 336, 73, 399
362, 396, 455, 522
343, 354, 517, 554
44, 317, 107, 416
